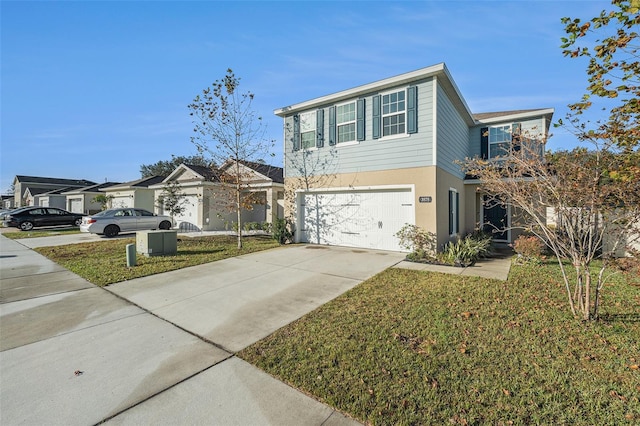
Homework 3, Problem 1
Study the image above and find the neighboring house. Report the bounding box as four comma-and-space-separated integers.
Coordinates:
63, 182, 121, 215
12, 175, 96, 207
23, 188, 52, 207
151, 161, 284, 232
100, 176, 166, 211
1, 195, 15, 209
36, 187, 77, 209
275, 63, 552, 252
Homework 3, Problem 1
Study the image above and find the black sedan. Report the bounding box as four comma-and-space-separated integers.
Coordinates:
4, 207, 84, 231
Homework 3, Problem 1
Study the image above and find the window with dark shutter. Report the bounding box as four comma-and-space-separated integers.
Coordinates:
316, 109, 324, 148
293, 114, 300, 151
328, 106, 336, 146
480, 127, 488, 160
357, 98, 365, 141
372, 94, 381, 139
407, 86, 418, 134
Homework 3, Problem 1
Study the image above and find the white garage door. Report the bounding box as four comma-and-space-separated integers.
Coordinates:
111, 196, 132, 208
299, 188, 414, 252
174, 195, 200, 231
69, 198, 83, 213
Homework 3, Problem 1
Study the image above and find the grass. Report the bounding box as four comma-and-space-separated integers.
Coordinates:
239, 261, 640, 425
35, 235, 280, 286
2, 227, 82, 239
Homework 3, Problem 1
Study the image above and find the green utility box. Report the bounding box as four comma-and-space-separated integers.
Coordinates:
136, 230, 178, 257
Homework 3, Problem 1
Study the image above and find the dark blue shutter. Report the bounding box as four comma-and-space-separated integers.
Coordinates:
449, 190, 454, 235
407, 86, 418, 134
372, 95, 381, 139
512, 122, 522, 153
293, 115, 300, 151
357, 99, 365, 141
316, 109, 324, 148
328, 106, 336, 146
455, 191, 460, 234
480, 127, 488, 159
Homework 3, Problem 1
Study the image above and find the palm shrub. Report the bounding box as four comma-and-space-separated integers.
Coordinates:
439, 232, 492, 266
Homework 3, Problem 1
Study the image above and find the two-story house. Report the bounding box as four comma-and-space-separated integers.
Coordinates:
275, 63, 553, 252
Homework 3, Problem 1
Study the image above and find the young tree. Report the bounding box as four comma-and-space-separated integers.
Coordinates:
560, 0, 639, 151
464, 134, 640, 321
140, 155, 212, 178
188, 69, 274, 248
91, 194, 113, 211
155, 180, 188, 227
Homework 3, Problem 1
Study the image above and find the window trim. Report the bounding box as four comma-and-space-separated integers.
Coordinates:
380, 88, 407, 139
335, 101, 357, 145
448, 188, 459, 236
299, 111, 317, 151
488, 124, 513, 159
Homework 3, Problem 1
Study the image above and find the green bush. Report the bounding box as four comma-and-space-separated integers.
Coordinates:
438, 232, 492, 266
395, 224, 437, 261
272, 218, 293, 245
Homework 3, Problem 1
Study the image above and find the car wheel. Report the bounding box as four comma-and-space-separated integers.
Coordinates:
73, 218, 82, 227
20, 221, 34, 231
159, 221, 171, 230
104, 225, 120, 238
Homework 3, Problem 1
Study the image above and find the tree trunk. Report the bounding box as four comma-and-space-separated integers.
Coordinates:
236, 179, 242, 250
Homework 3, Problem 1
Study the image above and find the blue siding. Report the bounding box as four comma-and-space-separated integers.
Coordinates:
284, 77, 435, 178
469, 117, 547, 159
436, 81, 470, 178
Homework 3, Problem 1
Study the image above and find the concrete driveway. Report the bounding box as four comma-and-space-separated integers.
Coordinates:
0, 236, 404, 425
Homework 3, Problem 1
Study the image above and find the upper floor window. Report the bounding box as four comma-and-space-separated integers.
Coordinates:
382, 90, 406, 137
480, 123, 526, 159
372, 86, 417, 139
336, 102, 356, 143
299, 111, 316, 150
488, 125, 512, 158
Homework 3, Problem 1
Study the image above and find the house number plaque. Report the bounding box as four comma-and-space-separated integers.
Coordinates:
418, 196, 432, 203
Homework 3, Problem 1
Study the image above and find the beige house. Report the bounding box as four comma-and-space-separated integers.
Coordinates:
276, 63, 552, 252
63, 182, 120, 215
101, 176, 166, 212
151, 161, 284, 232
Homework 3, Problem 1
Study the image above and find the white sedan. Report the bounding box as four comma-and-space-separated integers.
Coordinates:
80, 208, 173, 238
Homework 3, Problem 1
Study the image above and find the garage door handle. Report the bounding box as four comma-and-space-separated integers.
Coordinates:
341, 232, 359, 235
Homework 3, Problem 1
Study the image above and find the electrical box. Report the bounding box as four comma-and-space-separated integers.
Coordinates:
136, 230, 178, 257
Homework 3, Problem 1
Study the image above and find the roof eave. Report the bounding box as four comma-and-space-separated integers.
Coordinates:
475, 108, 555, 125
274, 63, 451, 116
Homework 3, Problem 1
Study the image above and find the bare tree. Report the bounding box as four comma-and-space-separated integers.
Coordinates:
188, 69, 274, 249
156, 180, 189, 227
464, 131, 640, 321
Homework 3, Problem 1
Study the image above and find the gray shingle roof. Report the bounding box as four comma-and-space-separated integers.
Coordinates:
15, 175, 96, 186
473, 109, 552, 121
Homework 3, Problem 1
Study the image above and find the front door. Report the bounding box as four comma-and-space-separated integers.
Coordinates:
483, 196, 509, 241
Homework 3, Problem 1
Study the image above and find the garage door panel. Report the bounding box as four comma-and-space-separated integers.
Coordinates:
300, 188, 414, 251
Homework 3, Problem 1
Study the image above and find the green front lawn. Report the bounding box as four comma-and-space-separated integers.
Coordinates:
240, 262, 640, 425
35, 235, 280, 286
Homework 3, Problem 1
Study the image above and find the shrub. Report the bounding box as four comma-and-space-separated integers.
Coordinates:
512, 235, 545, 264
395, 224, 437, 261
272, 218, 293, 245
438, 232, 492, 267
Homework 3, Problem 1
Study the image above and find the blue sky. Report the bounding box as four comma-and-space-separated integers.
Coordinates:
1, 0, 610, 193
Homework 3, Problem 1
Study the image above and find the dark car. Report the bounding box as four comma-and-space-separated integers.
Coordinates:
5, 207, 84, 231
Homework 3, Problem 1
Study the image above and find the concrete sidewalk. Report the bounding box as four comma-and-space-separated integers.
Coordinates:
2, 236, 396, 425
